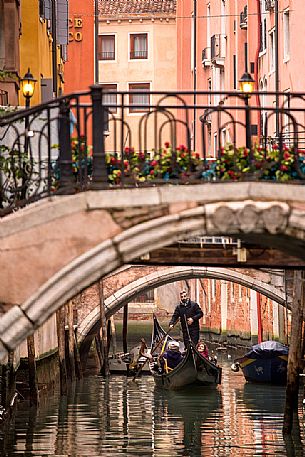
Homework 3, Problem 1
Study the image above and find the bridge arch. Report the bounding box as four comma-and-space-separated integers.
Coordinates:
77, 265, 286, 343
1, 183, 305, 359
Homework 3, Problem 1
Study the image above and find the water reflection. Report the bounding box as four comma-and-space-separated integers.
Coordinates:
0, 363, 304, 456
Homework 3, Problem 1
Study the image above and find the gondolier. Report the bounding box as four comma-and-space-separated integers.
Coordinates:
169, 290, 203, 347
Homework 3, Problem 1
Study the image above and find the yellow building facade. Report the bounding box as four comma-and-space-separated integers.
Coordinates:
19, 0, 67, 106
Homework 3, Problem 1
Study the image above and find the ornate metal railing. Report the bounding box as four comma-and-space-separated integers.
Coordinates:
1, 86, 305, 215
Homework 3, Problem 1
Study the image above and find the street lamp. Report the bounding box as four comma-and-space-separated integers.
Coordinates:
239, 72, 255, 150
21, 68, 36, 108
21, 69, 36, 158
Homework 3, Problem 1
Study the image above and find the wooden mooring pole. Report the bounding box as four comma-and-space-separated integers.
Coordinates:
56, 307, 67, 395
98, 281, 110, 376
27, 335, 38, 405
283, 270, 305, 435
66, 300, 76, 381
122, 304, 128, 354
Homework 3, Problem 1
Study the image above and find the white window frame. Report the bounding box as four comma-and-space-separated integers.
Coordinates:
269, 28, 275, 74
259, 0, 267, 56
128, 82, 151, 115
128, 32, 149, 61
283, 9, 290, 62
99, 33, 117, 62
100, 83, 118, 114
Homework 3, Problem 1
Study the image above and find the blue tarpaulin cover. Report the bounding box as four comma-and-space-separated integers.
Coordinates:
244, 340, 288, 359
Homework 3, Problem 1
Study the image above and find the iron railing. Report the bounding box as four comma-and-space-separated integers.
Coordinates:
130, 50, 148, 59
1, 86, 305, 216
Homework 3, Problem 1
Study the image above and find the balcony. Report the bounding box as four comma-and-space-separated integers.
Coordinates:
202, 47, 211, 67
130, 50, 148, 60
211, 34, 226, 65
265, 0, 275, 11
240, 6, 248, 29
99, 51, 115, 61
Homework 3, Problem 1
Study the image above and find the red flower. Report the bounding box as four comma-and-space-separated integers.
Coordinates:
150, 169, 155, 175
283, 151, 291, 160
124, 147, 130, 154
110, 157, 116, 164
272, 144, 278, 150
280, 164, 288, 171
124, 160, 129, 167
151, 160, 158, 166
179, 145, 186, 151
164, 142, 170, 148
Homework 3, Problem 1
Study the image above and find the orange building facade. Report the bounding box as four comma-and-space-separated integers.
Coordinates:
177, 0, 305, 156
64, 1, 95, 95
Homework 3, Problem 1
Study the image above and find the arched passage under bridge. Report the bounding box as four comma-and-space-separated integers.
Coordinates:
77, 265, 287, 366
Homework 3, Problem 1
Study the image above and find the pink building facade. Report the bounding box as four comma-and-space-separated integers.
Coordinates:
177, 0, 305, 156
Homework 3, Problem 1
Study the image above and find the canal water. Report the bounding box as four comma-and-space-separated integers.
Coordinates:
0, 357, 304, 456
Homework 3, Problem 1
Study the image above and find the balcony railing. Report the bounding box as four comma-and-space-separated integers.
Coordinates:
130, 50, 148, 59
1, 88, 305, 215
99, 51, 115, 60
211, 34, 226, 64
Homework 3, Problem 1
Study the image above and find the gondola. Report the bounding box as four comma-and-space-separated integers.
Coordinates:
231, 340, 288, 384
149, 316, 221, 390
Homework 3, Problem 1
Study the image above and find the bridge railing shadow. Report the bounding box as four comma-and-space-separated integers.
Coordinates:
1, 87, 305, 215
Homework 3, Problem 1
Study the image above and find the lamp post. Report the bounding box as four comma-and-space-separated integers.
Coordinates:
21, 68, 36, 109
20, 69, 36, 158
239, 71, 255, 151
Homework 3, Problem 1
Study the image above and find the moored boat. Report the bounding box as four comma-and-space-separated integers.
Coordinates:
231, 340, 288, 384
149, 315, 221, 390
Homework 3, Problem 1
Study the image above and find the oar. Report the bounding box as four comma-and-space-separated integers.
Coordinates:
132, 324, 176, 381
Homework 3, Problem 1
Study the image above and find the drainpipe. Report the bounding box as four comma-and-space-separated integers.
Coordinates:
51, 0, 58, 97
257, 292, 263, 343
275, 0, 280, 140
94, 0, 99, 83
193, 0, 197, 151
255, 0, 262, 138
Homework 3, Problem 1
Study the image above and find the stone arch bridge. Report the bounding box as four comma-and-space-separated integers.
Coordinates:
76, 264, 287, 343
0, 182, 304, 361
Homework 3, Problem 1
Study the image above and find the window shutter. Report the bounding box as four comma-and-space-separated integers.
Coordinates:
44, 0, 52, 20
56, 0, 69, 45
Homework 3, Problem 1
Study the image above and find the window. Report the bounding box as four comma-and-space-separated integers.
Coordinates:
233, 55, 237, 89
101, 84, 117, 114
130, 33, 148, 59
129, 83, 150, 113
269, 29, 275, 72
283, 10, 290, 61
98, 35, 115, 61
213, 132, 218, 157
259, 1, 267, 53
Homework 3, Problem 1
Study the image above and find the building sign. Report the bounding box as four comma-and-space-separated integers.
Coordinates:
69, 17, 83, 42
